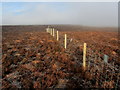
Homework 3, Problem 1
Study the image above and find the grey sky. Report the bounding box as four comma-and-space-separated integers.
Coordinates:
2, 2, 118, 27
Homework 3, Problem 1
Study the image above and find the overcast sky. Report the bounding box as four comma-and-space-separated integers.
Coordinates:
2, 2, 118, 27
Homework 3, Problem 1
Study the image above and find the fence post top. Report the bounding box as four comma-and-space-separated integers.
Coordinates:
84, 43, 87, 45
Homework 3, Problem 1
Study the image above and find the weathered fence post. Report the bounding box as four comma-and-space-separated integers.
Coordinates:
57, 31, 59, 41
83, 43, 87, 69
48, 27, 50, 33
48, 29, 49, 33
46, 26, 49, 33
50, 28, 52, 36
53, 28, 55, 37
64, 34, 67, 49
47, 29, 48, 33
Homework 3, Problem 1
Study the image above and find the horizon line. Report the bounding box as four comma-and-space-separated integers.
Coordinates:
1, 24, 118, 28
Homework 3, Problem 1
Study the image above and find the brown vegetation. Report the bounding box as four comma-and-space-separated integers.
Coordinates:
2, 25, 119, 89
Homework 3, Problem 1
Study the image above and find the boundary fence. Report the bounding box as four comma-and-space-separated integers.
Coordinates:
45, 26, 119, 88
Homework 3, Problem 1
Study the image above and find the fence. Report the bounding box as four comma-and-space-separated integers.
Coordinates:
45, 26, 119, 88
46, 26, 114, 67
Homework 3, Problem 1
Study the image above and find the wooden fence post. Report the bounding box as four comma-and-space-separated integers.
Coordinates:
53, 28, 55, 37
57, 31, 59, 41
50, 28, 52, 36
48, 28, 50, 33
47, 29, 48, 33
64, 34, 67, 49
83, 43, 87, 69
47, 27, 50, 33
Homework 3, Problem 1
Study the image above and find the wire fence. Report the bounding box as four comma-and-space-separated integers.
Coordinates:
46, 26, 120, 88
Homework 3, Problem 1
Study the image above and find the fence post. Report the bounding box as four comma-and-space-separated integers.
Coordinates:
50, 28, 52, 36
48, 28, 50, 33
64, 34, 67, 49
47, 28, 48, 33
47, 26, 50, 33
83, 43, 87, 69
57, 31, 59, 41
53, 28, 55, 37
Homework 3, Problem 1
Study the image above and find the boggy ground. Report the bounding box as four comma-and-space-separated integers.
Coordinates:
2, 26, 120, 89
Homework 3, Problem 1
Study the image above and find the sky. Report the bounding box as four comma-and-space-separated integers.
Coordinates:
1, 0, 119, 2
1, 2, 118, 27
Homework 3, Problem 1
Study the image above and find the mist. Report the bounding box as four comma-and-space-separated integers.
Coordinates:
2, 2, 118, 27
